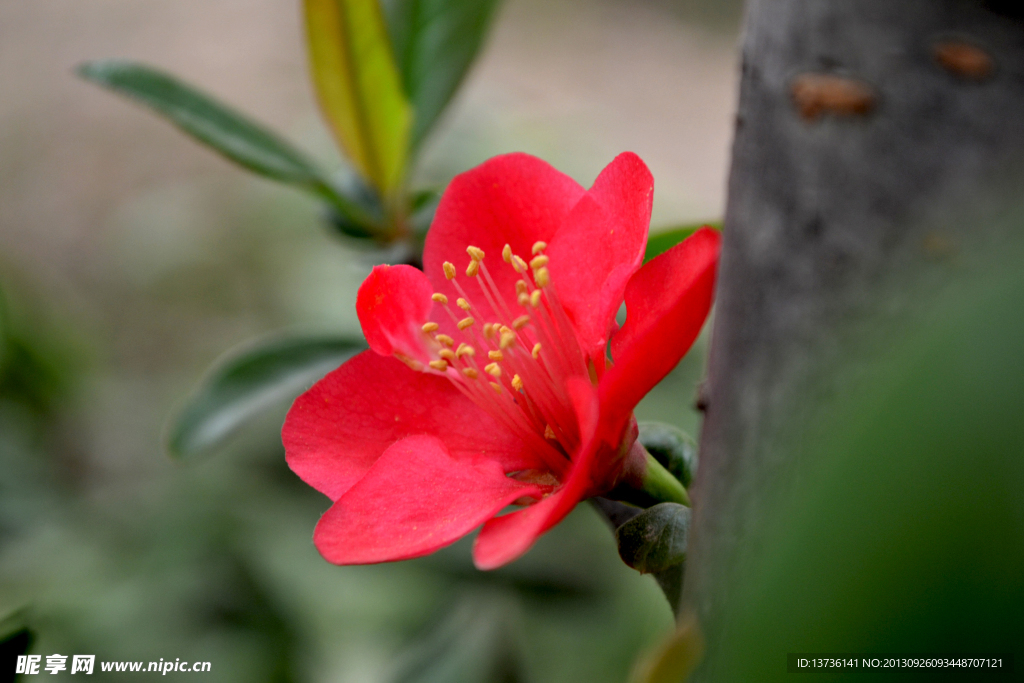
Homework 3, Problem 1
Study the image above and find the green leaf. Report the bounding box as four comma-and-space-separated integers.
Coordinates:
76, 60, 376, 227
383, 0, 502, 149
638, 421, 697, 489
305, 0, 413, 196
165, 333, 364, 459
644, 222, 722, 263
615, 502, 691, 575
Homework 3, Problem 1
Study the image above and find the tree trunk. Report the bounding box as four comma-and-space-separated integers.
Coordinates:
684, 0, 1024, 675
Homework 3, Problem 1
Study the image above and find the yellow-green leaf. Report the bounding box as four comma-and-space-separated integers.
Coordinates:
305, 0, 413, 196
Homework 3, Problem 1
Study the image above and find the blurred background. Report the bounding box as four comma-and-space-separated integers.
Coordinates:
0, 0, 743, 680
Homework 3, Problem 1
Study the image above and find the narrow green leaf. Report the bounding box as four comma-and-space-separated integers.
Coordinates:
644, 222, 722, 263
615, 502, 691, 575
305, 0, 413, 195
77, 60, 376, 227
166, 334, 364, 459
383, 0, 502, 149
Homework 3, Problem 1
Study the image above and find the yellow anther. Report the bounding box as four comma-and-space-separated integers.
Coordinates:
456, 343, 475, 358
534, 266, 550, 288
512, 315, 531, 330
466, 260, 480, 277
515, 280, 529, 295
530, 255, 549, 269
488, 350, 504, 362
485, 363, 502, 378
490, 382, 503, 393
457, 316, 475, 330
544, 424, 556, 440
511, 374, 523, 391
428, 360, 449, 371
443, 261, 457, 279
483, 323, 496, 340
518, 293, 530, 307
462, 367, 479, 379
456, 297, 471, 311
532, 342, 542, 359
512, 255, 528, 273
499, 325, 512, 336
500, 331, 516, 349
530, 290, 542, 307
502, 244, 513, 263
439, 349, 457, 362
532, 241, 547, 255
422, 322, 439, 333
466, 245, 485, 261
436, 334, 454, 347
431, 292, 449, 304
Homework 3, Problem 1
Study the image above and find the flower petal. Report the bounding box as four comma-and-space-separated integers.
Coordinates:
357, 264, 436, 365
284, 350, 544, 502
601, 227, 721, 430
547, 152, 653, 360
314, 435, 545, 565
472, 379, 600, 569
423, 153, 586, 322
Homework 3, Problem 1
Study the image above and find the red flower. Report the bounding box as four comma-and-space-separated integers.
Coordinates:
283, 152, 720, 569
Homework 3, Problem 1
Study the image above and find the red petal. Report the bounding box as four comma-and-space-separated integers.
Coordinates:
472, 379, 600, 569
547, 152, 653, 360
283, 350, 543, 502
600, 227, 721, 429
357, 264, 436, 365
314, 435, 544, 565
423, 153, 585, 322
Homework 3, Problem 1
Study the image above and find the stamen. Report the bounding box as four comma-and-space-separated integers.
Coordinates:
530, 290, 542, 307
490, 382, 503, 393
439, 349, 457, 362
458, 317, 475, 330
466, 260, 480, 277
512, 374, 523, 391
518, 293, 530, 307
456, 343, 475, 358
502, 244, 513, 263
515, 280, 529, 295
532, 241, 547, 255
428, 360, 449, 371
466, 245, 485, 261
436, 334, 454, 347
530, 255, 549, 269
443, 262, 457, 280
488, 350, 504, 361
431, 293, 448, 304
513, 315, 531, 330
534, 267, 550, 288
456, 298, 472, 311
483, 323, 496, 340
512, 255, 528, 273
532, 342, 542, 359
462, 367, 479, 379
484, 363, 502, 378
544, 424, 557, 440
500, 331, 517, 349
422, 322, 439, 333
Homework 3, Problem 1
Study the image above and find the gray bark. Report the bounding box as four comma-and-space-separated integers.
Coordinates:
684, 0, 1024, 674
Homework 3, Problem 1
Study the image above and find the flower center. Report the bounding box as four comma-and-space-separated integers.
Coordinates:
420, 242, 591, 476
